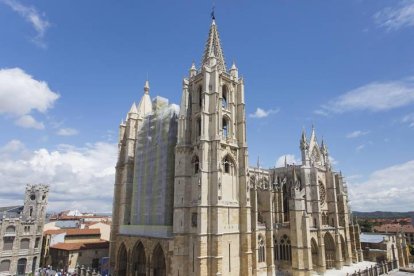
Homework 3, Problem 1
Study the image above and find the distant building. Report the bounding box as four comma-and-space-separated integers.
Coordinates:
49, 240, 109, 273
0, 184, 48, 275
360, 233, 409, 266
373, 224, 414, 247
41, 228, 109, 273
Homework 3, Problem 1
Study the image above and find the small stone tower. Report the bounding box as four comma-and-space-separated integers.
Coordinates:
23, 184, 49, 223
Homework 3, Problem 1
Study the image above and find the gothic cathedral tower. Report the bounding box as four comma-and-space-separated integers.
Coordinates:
173, 18, 252, 276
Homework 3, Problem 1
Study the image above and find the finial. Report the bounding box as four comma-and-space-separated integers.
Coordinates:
144, 80, 150, 94
211, 4, 215, 21
231, 61, 237, 70
284, 155, 287, 167
257, 156, 260, 168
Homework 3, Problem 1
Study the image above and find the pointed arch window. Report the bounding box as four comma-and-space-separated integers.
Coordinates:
278, 235, 292, 263
222, 85, 228, 109
222, 117, 229, 139
258, 235, 265, 263
223, 155, 233, 174
193, 156, 200, 174
198, 86, 203, 108
197, 117, 202, 137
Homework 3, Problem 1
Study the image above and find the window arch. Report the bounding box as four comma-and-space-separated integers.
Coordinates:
117, 243, 127, 276
6, 226, 15, 233
277, 235, 292, 263
322, 212, 328, 225
196, 117, 201, 137
258, 235, 265, 263
132, 242, 146, 276
198, 86, 202, 108
20, 238, 30, 250
3, 237, 14, 251
223, 155, 234, 175
274, 237, 278, 261
324, 233, 335, 269
311, 238, 318, 268
192, 155, 200, 174
32, 257, 37, 274
17, 258, 27, 275
282, 184, 289, 221
222, 85, 228, 109
222, 117, 229, 139
0, 260, 10, 272
152, 244, 166, 276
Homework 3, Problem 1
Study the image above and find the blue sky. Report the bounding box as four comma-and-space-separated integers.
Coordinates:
0, 0, 413, 212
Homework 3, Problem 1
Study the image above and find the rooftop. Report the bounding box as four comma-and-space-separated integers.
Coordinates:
44, 228, 100, 236
50, 240, 109, 251
360, 233, 387, 243
373, 224, 414, 233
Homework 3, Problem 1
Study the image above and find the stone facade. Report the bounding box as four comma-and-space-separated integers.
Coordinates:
0, 184, 48, 275
110, 19, 367, 276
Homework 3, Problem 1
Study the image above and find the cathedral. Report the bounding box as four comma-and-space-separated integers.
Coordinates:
109, 18, 366, 276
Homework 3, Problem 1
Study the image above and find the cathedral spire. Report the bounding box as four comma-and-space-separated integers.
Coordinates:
201, 17, 226, 71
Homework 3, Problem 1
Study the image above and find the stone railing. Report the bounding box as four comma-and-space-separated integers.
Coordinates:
346, 260, 398, 276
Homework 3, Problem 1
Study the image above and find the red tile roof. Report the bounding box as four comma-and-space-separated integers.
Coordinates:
50, 240, 109, 251
373, 224, 414, 233
44, 228, 100, 236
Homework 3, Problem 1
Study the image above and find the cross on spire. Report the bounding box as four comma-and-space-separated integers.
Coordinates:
201, 10, 226, 71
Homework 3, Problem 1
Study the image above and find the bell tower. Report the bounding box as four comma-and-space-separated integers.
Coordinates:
173, 17, 252, 276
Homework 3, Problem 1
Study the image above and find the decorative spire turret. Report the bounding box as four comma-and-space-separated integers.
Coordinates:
321, 139, 328, 155
230, 61, 238, 78
128, 102, 138, 114
136, 80, 152, 117
300, 128, 308, 150
189, 62, 197, 77
201, 18, 226, 71
144, 80, 150, 94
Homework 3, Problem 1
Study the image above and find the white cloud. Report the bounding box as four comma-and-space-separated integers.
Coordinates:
249, 107, 279, 118
356, 144, 366, 152
0, 0, 50, 47
313, 109, 329, 117
348, 160, 414, 211
0, 139, 25, 153
374, 0, 414, 31
0, 68, 59, 129
402, 113, 414, 127
57, 128, 79, 136
15, 114, 45, 129
0, 141, 117, 212
319, 77, 414, 114
275, 154, 301, 167
346, 130, 370, 139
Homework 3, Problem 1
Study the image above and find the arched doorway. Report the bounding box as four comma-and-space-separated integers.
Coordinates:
152, 244, 166, 276
324, 233, 335, 269
132, 242, 146, 276
16, 258, 27, 276
117, 243, 127, 276
311, 238, 318, 269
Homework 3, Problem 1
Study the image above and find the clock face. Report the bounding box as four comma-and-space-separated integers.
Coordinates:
319, 182, 326, 206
